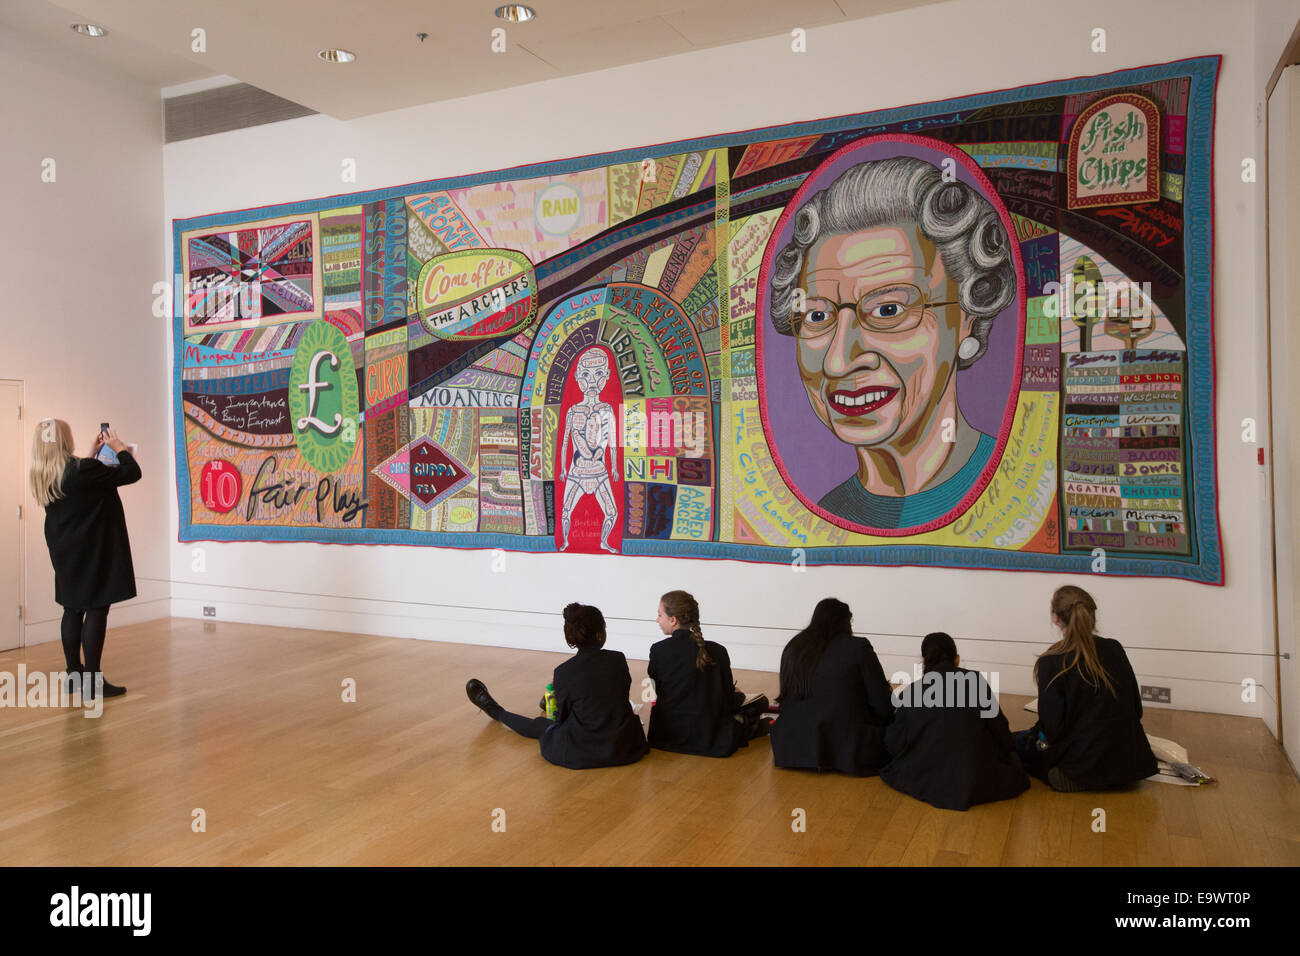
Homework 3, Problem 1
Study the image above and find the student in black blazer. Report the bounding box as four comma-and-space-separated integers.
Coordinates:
466, 603, 648, 770
1016, 585, 1158, 792
770, 597, 894, 776
880, 632, 1029, 810
31, 420, 141, 698
646, 590, 769, 757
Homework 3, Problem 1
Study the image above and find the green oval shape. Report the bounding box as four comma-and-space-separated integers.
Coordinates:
415, 248, 538, 341
288, 320, 360, 474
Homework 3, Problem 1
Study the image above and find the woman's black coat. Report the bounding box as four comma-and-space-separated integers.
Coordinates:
1031, 636, 1158, 788
647, 629, 746, 757
770, 632, 894, 776
880, 664, 1029, 810
43, 451, 141, 610
540, 647, 648, 770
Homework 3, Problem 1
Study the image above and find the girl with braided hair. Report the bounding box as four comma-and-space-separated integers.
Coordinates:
1016, 585, 1157, 791
646, 590, 770, 757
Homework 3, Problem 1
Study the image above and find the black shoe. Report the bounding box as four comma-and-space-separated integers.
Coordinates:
81, 676, 127, 700
466, 678, 500, 718
1048, 767, 1085, 792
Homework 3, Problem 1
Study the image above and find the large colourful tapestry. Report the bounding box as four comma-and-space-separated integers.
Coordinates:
173, 56, 1222, 582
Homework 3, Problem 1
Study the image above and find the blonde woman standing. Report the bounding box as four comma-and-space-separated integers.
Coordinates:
30, 420, 141, 698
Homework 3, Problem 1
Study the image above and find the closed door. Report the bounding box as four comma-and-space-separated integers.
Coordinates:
1269, 67, 1299, 763
0, 381, 22, 651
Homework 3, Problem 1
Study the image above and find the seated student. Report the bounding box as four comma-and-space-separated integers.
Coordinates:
646, 589, 770, 757
770, 597, 894, 776
1016, 585, 1158, 792
880, 632, 1029, 811
466, 603, 648, 770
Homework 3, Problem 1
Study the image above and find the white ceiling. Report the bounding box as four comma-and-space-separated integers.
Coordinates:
0, 0, 210, 88
4, 0, 949, 119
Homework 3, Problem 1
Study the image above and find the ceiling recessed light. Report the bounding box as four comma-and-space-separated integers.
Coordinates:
70, 23, 108, 38
317, 48, 356, 63
494, 5, 536, 22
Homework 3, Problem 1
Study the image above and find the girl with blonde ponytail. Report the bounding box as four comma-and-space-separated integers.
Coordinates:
1036, 585, 1116, 696
646, 590, 770, 757
1017, 584, 1157, 792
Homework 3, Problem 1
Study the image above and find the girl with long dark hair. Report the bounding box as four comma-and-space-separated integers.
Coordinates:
770, 597, 894, 775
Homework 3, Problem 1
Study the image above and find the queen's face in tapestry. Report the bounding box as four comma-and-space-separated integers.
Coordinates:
767, 155, 1016, 530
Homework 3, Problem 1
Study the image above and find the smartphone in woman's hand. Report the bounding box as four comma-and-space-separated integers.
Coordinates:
96, 423, 120, 466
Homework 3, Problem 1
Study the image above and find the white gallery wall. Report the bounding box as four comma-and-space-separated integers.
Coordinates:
156, 0, 1297, 722
3, 21, 172, 644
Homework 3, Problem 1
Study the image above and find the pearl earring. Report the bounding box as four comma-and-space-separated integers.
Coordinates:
958, 336, 980, 360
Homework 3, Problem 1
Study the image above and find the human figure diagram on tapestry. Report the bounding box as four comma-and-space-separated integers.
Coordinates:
559, 349, 619, 553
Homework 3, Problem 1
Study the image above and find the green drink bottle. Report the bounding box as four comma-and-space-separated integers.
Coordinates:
545, 683, 558, 721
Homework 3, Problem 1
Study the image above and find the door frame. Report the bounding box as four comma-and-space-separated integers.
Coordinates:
0, 379, 26, 651
1264, 21, 1300, 752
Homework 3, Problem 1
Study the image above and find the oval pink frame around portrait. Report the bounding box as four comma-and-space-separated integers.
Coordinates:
753, 133, 1027, 538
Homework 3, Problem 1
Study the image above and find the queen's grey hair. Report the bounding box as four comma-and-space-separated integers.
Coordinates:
768, 156, 1015, 368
